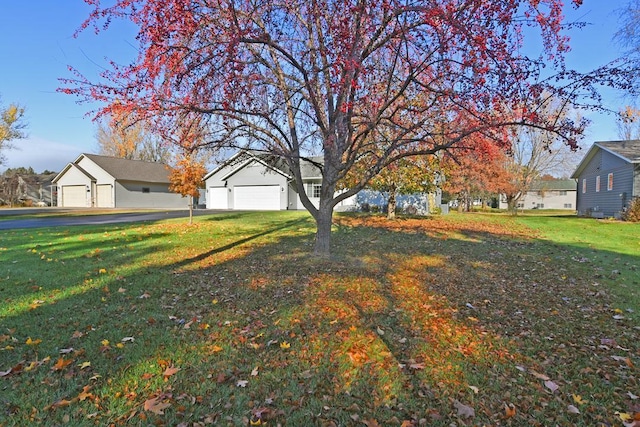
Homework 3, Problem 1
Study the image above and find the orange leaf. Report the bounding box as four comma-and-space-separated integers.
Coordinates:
52, 358, 72, 371
504, 403, 516, 418
163, 366, 180, 379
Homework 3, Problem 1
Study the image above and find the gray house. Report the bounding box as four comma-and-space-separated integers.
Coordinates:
203, 151, 357, 211
52, 153, 188, 209
571, 140, 640, 218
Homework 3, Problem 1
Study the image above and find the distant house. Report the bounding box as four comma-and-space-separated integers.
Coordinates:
571, 140, 640, 218
0, 171, 57, 207
52, 153, 188, 209
499, 179, 577, 211
203, 151, 357, 211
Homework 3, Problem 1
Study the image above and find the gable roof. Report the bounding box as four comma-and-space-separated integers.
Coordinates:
204, 150, 323, 181
530, 179, 576, 191
56, 154, 171, 183
571, 140, 640, 179
52, 162, 96, 183
596, 140, 640, 163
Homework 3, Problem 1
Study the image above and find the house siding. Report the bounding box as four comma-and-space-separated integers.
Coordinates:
115, 181, 188, 209
575, 150, 635, 218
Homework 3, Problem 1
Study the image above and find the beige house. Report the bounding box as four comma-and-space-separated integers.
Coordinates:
499, 179, 577, 211
52, 154, 188, 209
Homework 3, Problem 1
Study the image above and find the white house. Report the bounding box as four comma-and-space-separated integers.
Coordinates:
499, 179, 577, 210
52, 153, 188, 209
203, 151, 357, 211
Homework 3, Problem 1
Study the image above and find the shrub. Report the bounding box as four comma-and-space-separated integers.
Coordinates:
622, 197, 640, 222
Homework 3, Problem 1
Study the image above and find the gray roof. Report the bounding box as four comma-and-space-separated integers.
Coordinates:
571, 140, 640, 178
83, 154, 171, 183
205, 150, 324, 180
596, 140, 640, 163
530, 179, 576, 191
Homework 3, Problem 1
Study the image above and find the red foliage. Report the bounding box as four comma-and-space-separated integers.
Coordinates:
61, 0, 629, 253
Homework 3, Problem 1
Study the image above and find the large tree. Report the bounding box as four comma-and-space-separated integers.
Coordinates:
63, 0, 628, 255
0, 97, 27, 166
616, 0, 640, 65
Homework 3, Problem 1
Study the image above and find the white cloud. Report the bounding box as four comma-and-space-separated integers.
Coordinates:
2, 137, 88, 173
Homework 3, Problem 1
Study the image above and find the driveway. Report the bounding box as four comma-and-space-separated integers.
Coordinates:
0, 208, 215, 230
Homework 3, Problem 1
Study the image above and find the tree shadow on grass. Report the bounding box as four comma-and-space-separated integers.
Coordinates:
0, 213, 637, 426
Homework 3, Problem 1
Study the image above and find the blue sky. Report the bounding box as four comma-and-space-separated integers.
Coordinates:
0, 1, 632, 173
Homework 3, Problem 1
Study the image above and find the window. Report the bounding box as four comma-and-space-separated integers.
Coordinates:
582, 179, 587, 194
536, 203, 544, 209
517, 202, 524, 208
311, 183, 321, 198
595, 176, 600, 192
142, 187, 150, 193
564, 203, 572, 208
559, 190, 567, 196
607, 173, 613, 191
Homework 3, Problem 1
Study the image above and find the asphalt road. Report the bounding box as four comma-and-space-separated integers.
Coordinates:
0, 208, 216, 230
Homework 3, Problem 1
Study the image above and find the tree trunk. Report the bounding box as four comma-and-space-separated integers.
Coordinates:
313, 202, 333, 256
387, 190, 397, 219
188, 196, 193, 225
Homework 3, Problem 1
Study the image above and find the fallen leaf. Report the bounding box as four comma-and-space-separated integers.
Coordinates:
144, 397, 171, 415
279, 341, 290, 349
51, 358, 72, 371
163, 366, 180, 379
572, 394, 586, 405
118, 287, 126, 293
25, 337, 42, 346
567, 404, 580, 414
468, 385, 479, 394
46, 399, 73, 410
376, 326, 385, 335
251, 367, 259, 376
612, 355, 634, 367
78, 361, 91, 370
236, 380, 248, 387
121, 337, 135, 343
544, 380, 559, 393
530, 371, 550, 381
504, 403, 516, 418
616, 412, 633, 422
78, 385, 93, 401
453, 400, 475, 419
628, 391, 639, 400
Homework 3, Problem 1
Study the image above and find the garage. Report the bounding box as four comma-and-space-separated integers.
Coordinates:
96, 184, 112, 208
61, 185, 88, 207
234, 185, 281, 210
208, 187, 228, 209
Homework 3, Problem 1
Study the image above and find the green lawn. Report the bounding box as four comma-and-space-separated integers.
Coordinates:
0, 211, 638, 426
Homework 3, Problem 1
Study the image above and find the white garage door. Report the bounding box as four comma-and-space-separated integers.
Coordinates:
96, 185, 112, 208
61, 185, 87, 207
208, 187, 228, 209
234, 185, 281, 210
